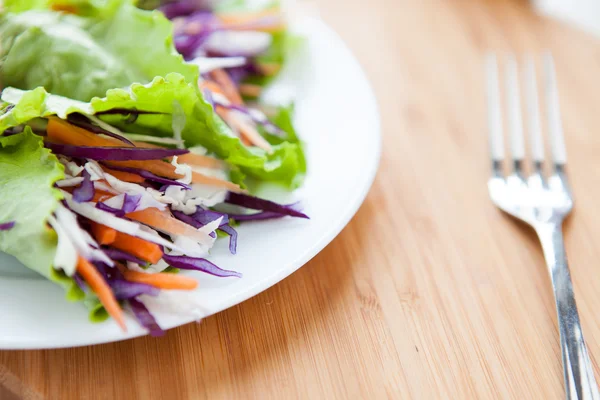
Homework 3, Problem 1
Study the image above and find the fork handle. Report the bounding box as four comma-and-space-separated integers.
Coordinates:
537, 223, 600, 400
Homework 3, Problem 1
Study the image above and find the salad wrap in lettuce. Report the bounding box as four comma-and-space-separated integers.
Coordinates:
0, 0, 306, 335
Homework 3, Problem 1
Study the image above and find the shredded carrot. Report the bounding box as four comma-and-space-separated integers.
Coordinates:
220, 110, 272, 152
173, 153, 225, 169
105, 160, 244, 192
129, 141, 225, 169
200, 80, 228, 98
215, 106, 252, 146
210, 69, 244, 105
76, 257, 126, 331
104, 159, 178, 179
217, 10, 285, 33
111, 231, 164, 265
92, 190, 115, 203
123, 270, 198, 290
192, 171, 245, 192
257, 62, 281, 76
90, 222, 117, 245
51, 4, 78, 14
48, 108, 245, 191
47, 118, 124, 147
101, 166, 145, 184
239, 84, 262, 98
126, 208, 214, 242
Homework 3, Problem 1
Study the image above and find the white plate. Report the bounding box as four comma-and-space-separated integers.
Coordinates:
533, 0, 600, 37
0, 18, 381, 349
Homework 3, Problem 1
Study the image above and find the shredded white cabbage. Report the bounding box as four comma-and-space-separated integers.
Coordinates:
86, 114, 128, 139
190, 56, 247, 73
137, 291, 207, 321
62, 191, 183, 252
84, 161, 166, 211
123, 134, 185, 146
54, 204, 114, 267
47, 215, 78, 276
172, 156, 192, 184
59, 157, 84, 177
55, 177, 84, 188
93, 181, 119, 195
171, 101, 186, 149
204, 31, 272, 57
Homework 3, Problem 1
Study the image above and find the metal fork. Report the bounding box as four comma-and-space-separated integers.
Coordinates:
486, 53, 599, 400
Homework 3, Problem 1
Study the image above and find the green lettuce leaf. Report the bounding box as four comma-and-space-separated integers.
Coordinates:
0, 0, 197, 101
1, 74, 306, 187
0, 128, 85, 301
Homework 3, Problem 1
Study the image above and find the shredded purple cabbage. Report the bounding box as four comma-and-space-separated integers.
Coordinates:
203, 88, 215, 108
171, 210, 219, 238
103, 164, 191, 189
93, 262, 110, 281
122, 193, 142, 213
67, 114, 134, 146
96, 202, 126, 217
225, 192, 308, 219
129, 297, 165, 337
218, 224, 238, 254
171, 210, 204, 229
73, 170, 95, 203
102, 248, 146, 265
192, 208, 229, 226
72, 273, 87, 292
174, 11, 221, 59
44, 142, 188, 161
162, 254, 241, 278
159, 0, 209, 19
0, 221, 15, 230
95, 193, 141, 217
111, 280, 159, 299
94, 109, 166, 116
228, 210, 293, 221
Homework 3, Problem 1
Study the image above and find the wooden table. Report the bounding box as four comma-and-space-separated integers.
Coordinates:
5, 0, 600, 398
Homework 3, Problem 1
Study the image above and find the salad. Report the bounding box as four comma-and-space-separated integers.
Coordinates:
0, 0, 307, 336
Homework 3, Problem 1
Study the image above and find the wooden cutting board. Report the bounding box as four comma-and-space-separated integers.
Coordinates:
3, 0, 600, 398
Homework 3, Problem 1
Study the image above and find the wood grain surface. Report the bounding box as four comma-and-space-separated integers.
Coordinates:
4, 0, 600, 398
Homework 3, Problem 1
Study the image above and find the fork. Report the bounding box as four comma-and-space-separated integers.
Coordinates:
486, 53, 600, 400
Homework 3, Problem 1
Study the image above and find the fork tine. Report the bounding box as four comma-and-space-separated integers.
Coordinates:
524, 55, 546, 190
524, 55, 544, 166
505, 55, 525, 174
544, 53, 567, 166
486, 53, 504, 175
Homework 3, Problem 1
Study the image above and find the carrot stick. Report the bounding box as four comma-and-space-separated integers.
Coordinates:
239, 84, 262, 98
126, 208, 212, 242
199, 80, 228, 98
104, 160, 179, 179
48, 113, 244, 190
123, 270, 198, 290
90, 222, 117, 245
76, 257, 126, 331
105, 160, 244, 192
257, 62, 282, 77
172, 153, 225, 169
47, 118, 124, 147
210, 69, 244, 105
219, 109, 272, 152
92, 190, 115, 203
215, 106, 252, 146
128, 142, 225, 170
217, 10, 285, 33
101, 167, 146, 183
111, 232, 164, 265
